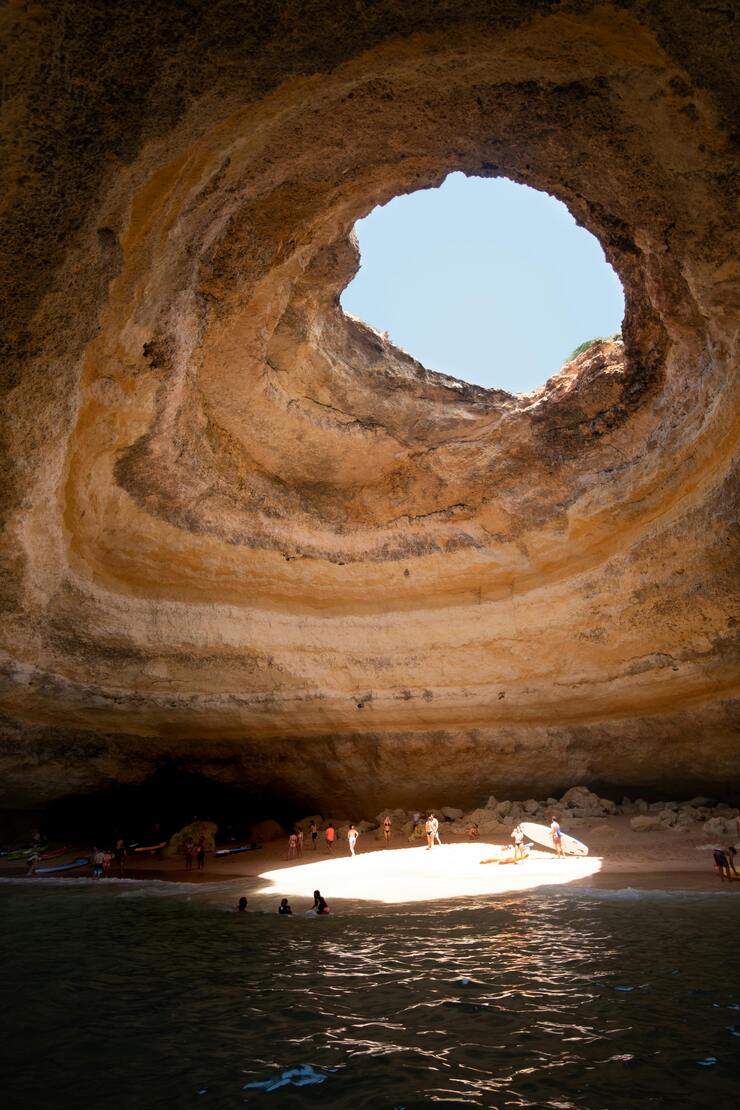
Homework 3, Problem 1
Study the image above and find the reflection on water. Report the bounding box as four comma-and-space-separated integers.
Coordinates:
1, 883, 738, 1108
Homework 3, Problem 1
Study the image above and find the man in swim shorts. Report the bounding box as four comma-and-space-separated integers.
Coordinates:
309, 820, 318, 850
347, 824, 359, 857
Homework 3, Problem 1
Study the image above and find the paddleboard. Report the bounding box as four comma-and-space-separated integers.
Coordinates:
33, 856, 90, 875
499, 848, 530, 865
133, 842, 167, 854
215, 843, 262, 857
480, 846, 531, 865
519, 821, 589, 856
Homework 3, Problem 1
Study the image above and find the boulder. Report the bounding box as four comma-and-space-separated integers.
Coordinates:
657, 809, 677, 827
485, 796, 498, 810
630, 816, 663, 832
166, 819, 219, 858
495, 800, 512, 818
295, 814, 322, 831
703, 816, 735, 838
374, 807, 407, 825
523, 798, 539, 814
442, 806, 464, 820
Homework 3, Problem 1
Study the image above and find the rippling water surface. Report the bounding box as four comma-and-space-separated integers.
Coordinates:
1, 882, 738, 1108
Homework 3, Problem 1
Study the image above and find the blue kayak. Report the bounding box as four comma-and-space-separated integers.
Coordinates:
33, 857, 90, 875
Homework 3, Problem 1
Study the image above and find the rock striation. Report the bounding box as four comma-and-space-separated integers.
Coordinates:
0, 1, 738, 813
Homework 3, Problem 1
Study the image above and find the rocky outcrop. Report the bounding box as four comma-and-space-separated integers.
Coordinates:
0, 2, 738, 812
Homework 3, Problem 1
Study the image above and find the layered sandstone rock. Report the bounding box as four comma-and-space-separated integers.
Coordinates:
0, 1, 738, 812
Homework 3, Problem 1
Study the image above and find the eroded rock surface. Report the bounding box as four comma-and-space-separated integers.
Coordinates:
1, 1, 738, 811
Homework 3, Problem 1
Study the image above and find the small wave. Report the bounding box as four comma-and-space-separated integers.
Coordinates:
0, 875, 245, 897
531, 884, 733, 901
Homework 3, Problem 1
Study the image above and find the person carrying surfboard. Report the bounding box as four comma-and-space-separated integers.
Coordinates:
550, 817, 564, 858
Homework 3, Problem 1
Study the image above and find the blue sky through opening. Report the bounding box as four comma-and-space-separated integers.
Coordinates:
340, 173, 624, 394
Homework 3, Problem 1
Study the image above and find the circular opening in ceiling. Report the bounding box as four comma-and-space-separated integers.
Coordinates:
341, 173, 625, 394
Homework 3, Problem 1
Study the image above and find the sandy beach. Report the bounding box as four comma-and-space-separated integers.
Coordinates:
4, 817, 737, 909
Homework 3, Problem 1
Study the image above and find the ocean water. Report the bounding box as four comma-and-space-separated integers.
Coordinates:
1, 881, 738, 1109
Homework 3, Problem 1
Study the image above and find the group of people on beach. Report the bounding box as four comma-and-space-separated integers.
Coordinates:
287, 816, 395, 859
92, 837, 130, 877
183, 836, 207, 872
283, 812, 569, 860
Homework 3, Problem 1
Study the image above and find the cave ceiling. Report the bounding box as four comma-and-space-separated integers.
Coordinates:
0, 0, 738, 811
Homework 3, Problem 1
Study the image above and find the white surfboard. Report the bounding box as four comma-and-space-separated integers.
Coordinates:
519, 821, 589, 856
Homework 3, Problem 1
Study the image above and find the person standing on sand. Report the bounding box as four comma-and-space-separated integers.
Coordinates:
430, 813, 441, 847
288, 832, 297, 859
424, 815, 433, 850
297, 828, 304, 857
325, 823, 335, 853
196, 836, 206, 871
92, 847, 104, 879
309, 820, 318, 850
102, 849, 112, 877
383, 815, 392, 847
512, 825, 525, 861
348, 824, 359, 857
184, 837, 195, 872
550, 817, 564, 858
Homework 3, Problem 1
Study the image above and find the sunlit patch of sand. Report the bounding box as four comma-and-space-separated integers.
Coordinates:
258, 843, 601, 904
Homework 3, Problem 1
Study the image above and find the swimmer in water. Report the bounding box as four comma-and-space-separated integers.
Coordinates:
237, 897, 248, 911
278, 898, 292, 915
312, 889, 330, 914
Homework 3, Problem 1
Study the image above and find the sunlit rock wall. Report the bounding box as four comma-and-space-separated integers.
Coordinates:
1, 1, 738, 811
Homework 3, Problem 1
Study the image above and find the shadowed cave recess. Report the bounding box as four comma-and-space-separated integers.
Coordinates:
0, 0, 738, 830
